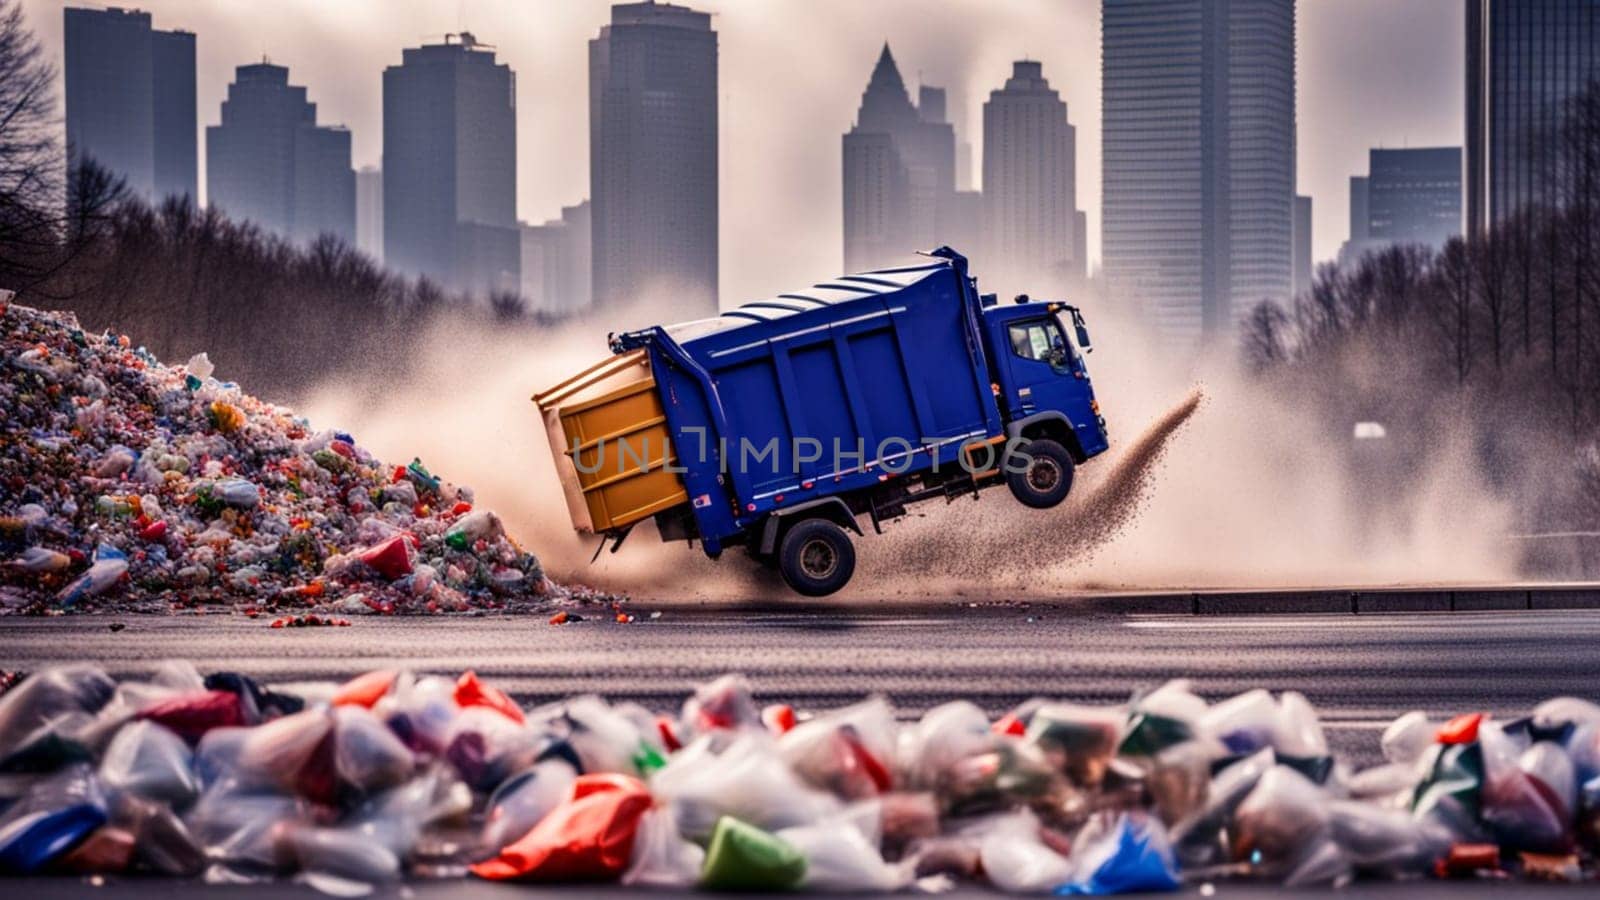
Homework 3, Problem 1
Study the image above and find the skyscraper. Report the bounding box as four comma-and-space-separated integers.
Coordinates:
383, 33, 518, 295
1293, 195, 1312, 298
982, 60, 1085, 297
63, 6, 195, 202
1466, 0, 1599, 234
1101, 0, 1297, 346
521, 200, 594, 316
355, 166, 383, 262
842, 45, 956, 273
207, 63, 354, 245
1340, 147, 1463, 265
590, 2, 718, 313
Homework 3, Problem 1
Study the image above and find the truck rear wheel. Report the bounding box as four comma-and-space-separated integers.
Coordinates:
1007, 438, 1075, 509
778, 518, 856, 597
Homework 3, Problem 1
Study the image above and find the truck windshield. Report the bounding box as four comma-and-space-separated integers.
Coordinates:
1054, 313, 1087, 365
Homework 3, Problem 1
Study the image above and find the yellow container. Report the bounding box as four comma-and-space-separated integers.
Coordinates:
533, 350, 688, 534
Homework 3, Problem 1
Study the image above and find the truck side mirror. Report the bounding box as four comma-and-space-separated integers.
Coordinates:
1071, 312, 1093, 353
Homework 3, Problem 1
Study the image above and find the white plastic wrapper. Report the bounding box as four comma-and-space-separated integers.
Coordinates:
622, 806, 705, 888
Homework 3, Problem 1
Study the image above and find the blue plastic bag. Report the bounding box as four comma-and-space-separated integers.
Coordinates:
1056, 812, 1181, 895
0, 805, 107, 873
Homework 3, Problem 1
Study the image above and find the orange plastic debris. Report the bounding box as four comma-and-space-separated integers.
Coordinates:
470, 774, 651, 882
1437, 712, 1484, 745
455, 670, 525, 724
332, 669, 398, 709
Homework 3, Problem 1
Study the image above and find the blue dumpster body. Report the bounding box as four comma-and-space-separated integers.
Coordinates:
610, 248, 1109, 560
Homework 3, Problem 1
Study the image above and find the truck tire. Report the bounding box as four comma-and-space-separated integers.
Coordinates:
778, 518, 856, 597
1006, 438, 1075, 509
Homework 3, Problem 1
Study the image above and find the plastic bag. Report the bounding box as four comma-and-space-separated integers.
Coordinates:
454, 670, 523, 725
99, 719, 199, 806
977, 811, 1074, 893
681, 674, 761, 735
290, 825, 401, 888
699, 815, 807, 891
623, 806, 705, 888
1119, 680, 1206, 757
235, 709, 336, 802
780, 696, 897, 799
471, 773, 652, 882
114, 793, 205, 875
137, 690, 247, 743
1199, 689, 1278, 756
1057, 811, 1181, 895
1232, 765, 1332, 872
0, 666, 115, 760
1327, 800, 1451, 875
897, 700, 993, 790
1025, 701, 1124, 789
1381, 711, 1434, 766
779, 817, 912, 892
561, 695, 662, 777
186, 778, 310, 870
444, 510, 503, 551
652, 732, 841, 841
1410, 740, 1488, 841
481, 758, 579, 853
374, 673, 457, 755
1479, 722, 1568, 850
1169, 747, 1274, 868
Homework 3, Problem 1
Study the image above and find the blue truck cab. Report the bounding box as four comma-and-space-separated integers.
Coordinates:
537, 247, 1108, 596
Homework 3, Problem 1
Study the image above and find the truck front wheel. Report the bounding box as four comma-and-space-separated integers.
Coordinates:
778, 519, 856, 597
1007, 438, 1075, 509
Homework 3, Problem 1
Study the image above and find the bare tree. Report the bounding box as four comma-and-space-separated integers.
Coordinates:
0, 0, 61, 288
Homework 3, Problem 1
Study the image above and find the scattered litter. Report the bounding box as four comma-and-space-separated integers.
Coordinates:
0, 303, 612, 616
1, 665, 1598, 891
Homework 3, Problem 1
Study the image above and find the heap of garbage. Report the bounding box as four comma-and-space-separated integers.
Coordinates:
0, 301, 560, 615
1, 666, 1597, 893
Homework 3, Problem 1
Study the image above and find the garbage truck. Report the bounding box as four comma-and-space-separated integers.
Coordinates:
534, 247, 1108, 596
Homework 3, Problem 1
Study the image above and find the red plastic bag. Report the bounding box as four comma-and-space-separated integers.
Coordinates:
138, 690, 245, 743
455, 671, 524, 725
471, 774, 652, 882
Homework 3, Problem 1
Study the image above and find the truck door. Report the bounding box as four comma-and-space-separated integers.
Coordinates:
1002, 316, 1082, 421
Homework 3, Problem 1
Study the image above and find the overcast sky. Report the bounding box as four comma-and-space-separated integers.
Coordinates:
29, 1, 1463, 303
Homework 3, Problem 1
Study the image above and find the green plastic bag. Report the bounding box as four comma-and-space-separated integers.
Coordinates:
700, 816, 806, 891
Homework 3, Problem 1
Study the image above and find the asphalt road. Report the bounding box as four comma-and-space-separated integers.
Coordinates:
6, 603, 1600, 769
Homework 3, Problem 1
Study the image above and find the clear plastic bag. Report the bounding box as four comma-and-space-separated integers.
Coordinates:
780, 696, 898, 799
622, 806, 705, 888
681, 674, 762, 736
1327, 799, 1451, 875
1199, 689, 1278, 756
1232, 764, 1332, 874
778, 815, 913, 892
1024, 701, 1124, 788
481, 758, 579, 853
651, 732, 841, 842
1380, 711, 1434, 766
976, 810, 1073, 893
896, 700, 993, 790
0, 665, 115, 760
333, 706, 415, 797
1479, 721, 1568, 850
99, 719, 199, 806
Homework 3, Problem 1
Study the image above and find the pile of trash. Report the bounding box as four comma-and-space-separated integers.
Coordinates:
0, 301, 567, 615
1, 665, 1597, 893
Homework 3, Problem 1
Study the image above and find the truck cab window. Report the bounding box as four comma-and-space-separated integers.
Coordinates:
1007, 320, 1072, 373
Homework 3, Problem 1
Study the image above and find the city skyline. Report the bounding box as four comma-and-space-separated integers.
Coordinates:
32, 0, 1463, 306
